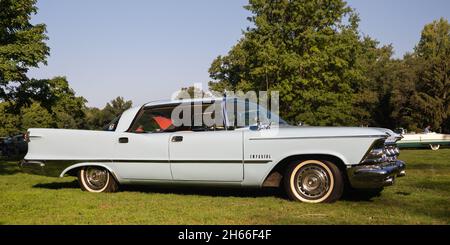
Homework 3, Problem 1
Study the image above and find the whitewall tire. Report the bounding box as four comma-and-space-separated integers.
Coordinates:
78, 166, 118, 193
430, 144, 440, 151
284, 160, 343, 203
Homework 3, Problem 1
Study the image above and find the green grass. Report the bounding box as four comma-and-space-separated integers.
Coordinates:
1, 149, 449, 224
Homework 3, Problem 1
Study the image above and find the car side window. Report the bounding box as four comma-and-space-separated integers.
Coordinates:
130, 106, 179, 133
224, 100, 256, 129
191, 102, 225, 131
226, 99, 288, 129
129, 102, 226, 133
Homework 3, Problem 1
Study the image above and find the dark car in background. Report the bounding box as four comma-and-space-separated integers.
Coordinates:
0, 134, 28, 159
0, 137, 6, 157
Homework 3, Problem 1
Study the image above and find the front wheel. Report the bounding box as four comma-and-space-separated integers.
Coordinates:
430, 144, 440, 150
284, 160, 344, 203
78, 166, 119, 193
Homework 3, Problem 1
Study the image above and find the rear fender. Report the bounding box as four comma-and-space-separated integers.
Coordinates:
60, 163, 120, 182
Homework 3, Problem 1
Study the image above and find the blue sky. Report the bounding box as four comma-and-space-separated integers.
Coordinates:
28, 0, 450, 108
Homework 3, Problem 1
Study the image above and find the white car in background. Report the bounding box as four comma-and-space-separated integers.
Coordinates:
396, 130, 450, 150
20, 98, 406, 203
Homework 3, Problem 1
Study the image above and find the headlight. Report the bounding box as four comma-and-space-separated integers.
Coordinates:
366, 148, 384, 159
362, 148, 386, 164
361, 139, 400, 164
394, 147, 400, 155
385, 145, 400, 157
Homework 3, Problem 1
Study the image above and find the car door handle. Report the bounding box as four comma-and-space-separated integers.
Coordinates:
118, 137, 129, 143
171, 136, 183, 142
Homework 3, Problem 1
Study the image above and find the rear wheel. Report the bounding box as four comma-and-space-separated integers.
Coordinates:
77, 166, 118, 193
284, 160, 344, 203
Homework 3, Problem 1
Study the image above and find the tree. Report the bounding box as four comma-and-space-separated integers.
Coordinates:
102, 96, 132, 121
0, 101, 20, 135
209, 0, 381, 126
413, 18, 450, 132
0, 1, 137, 134
20, 102, 53, 130
23, 76, 87, 129
0, 76, 87, 134
0, 0, 49, 103
45, 77, 87, 128
350, 38, 396, 127
175, 86, 210, 99
390, 18, 450, 133
84, 107, 104, 130
84, 97, 133, 130
389, 54, 422, 131
0, 1, 88, 134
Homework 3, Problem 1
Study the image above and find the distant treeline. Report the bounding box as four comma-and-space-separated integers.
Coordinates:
0, 88, 132, 136
207, 0, 450, 133
1, 0, 449, 135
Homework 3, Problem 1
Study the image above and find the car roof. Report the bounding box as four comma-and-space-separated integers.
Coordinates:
141, 96, 264, 108
143, 97, 225, 107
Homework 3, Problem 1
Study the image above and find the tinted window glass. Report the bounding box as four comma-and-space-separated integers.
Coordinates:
103, 116, 121, 131
129, 102, 226, 133
226, 99, 288, 129
191, 102, 225, 131
130, 106, 180, 133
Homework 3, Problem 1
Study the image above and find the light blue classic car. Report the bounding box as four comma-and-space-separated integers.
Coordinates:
20, 98, 406, 203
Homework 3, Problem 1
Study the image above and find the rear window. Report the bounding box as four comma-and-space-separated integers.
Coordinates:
103, 115, 121, 131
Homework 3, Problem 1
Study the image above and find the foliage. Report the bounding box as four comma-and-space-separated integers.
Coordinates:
0, 0, 88, 135
84, 97, 133, 130
0, 76, 87, 134
209, 0, 386, 126
209, 1, 449, 132
1, 0, 448, 133
0, 0, 134, 134
0, 102, 19, 136
413, 18, 450, 132
175, 86, 210, 99
20, 101, 53, 130
0, 0, 49, 103
390, 18, 450, 132
102, 96, 133, 122
45, 76, 87, 129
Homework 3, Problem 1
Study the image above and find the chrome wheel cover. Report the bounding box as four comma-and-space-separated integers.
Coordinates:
295, 165, 330, 200
84, 167, 108, 190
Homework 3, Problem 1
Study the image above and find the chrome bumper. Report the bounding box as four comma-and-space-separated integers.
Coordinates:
19, 159, 70, 177
347, 160, 406, 189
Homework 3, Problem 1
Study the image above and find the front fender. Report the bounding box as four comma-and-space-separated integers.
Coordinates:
262, 152, 348, 184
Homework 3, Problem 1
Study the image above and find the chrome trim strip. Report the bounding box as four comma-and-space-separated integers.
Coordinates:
22, 159, 271, 164
171, 160, 271, 164
244, 160, 272, 164
114, 159, 167, 163
21, 158, 271, 178
249, 134, 388, 140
